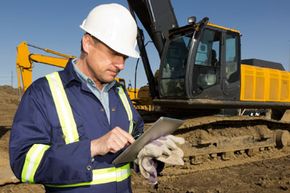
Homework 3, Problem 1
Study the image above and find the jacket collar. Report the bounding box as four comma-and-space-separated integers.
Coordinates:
59, 59, 81, 87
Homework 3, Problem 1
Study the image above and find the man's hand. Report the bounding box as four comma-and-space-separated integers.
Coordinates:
90, 127, 135, 157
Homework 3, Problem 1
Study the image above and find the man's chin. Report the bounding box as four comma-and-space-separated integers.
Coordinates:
100, 78, 116, 84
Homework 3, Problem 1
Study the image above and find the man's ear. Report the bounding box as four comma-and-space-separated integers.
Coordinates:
82, 34, 91, 53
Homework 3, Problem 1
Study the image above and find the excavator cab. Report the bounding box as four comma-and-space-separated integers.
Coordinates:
127, 0, 241, 104
159, 20, 241, 101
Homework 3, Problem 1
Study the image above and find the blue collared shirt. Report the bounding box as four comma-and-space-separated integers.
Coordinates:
72, 59, 115, 123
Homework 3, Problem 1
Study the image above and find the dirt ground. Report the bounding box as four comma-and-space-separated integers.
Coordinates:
0, 85, 289, 193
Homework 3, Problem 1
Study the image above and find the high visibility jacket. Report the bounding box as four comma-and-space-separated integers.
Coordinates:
9, 60, 144, 193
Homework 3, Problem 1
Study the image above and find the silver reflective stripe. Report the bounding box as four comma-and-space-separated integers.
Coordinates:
46, 72, 79, 144
117, 87, 133, 134
21, 144, 50, 183
46, 163, 131, 187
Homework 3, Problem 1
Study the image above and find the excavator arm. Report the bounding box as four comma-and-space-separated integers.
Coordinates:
127, 0, 178, 56
127, 0, 178, 99
16, 41, 75, 93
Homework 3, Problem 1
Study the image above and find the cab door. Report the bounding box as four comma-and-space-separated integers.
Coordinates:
221, 32, 240, 99
190, 28, 223, 99
189, 27, 240, 100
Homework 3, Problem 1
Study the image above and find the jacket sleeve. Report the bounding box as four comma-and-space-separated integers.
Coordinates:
9, 80, 93, 185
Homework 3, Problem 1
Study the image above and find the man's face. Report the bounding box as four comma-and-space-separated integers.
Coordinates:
84, 35, 128, 87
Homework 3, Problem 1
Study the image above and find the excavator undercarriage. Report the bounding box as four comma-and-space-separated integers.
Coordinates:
162, 115, 290, 172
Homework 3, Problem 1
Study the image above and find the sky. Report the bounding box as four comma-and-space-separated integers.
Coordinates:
0, 0, 290, 88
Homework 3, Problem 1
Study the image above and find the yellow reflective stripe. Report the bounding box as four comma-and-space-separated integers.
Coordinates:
118, 87, 133, 134
21, 144, 50, 183
46, 72, 79, 144
46, 163, 130, 188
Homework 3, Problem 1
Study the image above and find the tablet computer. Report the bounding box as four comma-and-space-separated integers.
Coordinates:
112, 116, 184, 164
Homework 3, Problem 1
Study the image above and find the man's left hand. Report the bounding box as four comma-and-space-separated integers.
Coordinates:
136, 135, 185, 184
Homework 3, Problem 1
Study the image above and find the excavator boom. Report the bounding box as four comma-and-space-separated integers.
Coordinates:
16, 41, 74, 93
16, 41, 133, 99
127, 0, 178, 56
127, 0, 179, 98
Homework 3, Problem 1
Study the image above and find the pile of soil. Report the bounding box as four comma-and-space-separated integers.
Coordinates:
0, 86, 19, 127
0, 85, 289, 193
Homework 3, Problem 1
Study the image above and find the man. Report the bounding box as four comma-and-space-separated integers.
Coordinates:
10, 3, 184, 193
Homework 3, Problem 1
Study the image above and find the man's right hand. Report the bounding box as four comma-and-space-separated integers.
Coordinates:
90, 127, 135, 157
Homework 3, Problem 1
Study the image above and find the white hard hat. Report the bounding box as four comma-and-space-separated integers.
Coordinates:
80, 3, 139, 58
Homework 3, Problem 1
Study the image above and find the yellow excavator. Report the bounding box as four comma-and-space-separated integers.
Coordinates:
126, 0, 290, 165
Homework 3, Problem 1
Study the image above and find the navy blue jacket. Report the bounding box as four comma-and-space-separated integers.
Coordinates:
9, 60, 144, 193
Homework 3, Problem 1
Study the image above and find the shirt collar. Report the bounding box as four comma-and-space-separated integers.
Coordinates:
71, 58, 116, 92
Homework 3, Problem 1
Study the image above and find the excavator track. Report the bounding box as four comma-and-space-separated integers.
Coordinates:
163, 115, 290, 174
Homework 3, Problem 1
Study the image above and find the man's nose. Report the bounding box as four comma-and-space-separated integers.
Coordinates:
114, 56, 126, 70
115, 63, 125, 70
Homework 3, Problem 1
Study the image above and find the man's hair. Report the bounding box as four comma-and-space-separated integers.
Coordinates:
80, 33, 100, 53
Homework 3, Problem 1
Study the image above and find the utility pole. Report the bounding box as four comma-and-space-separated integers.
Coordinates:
289, 40, 290, 71
11, 71, 13, 87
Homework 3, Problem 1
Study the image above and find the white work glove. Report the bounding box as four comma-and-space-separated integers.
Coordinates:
136, 135, 185, 184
